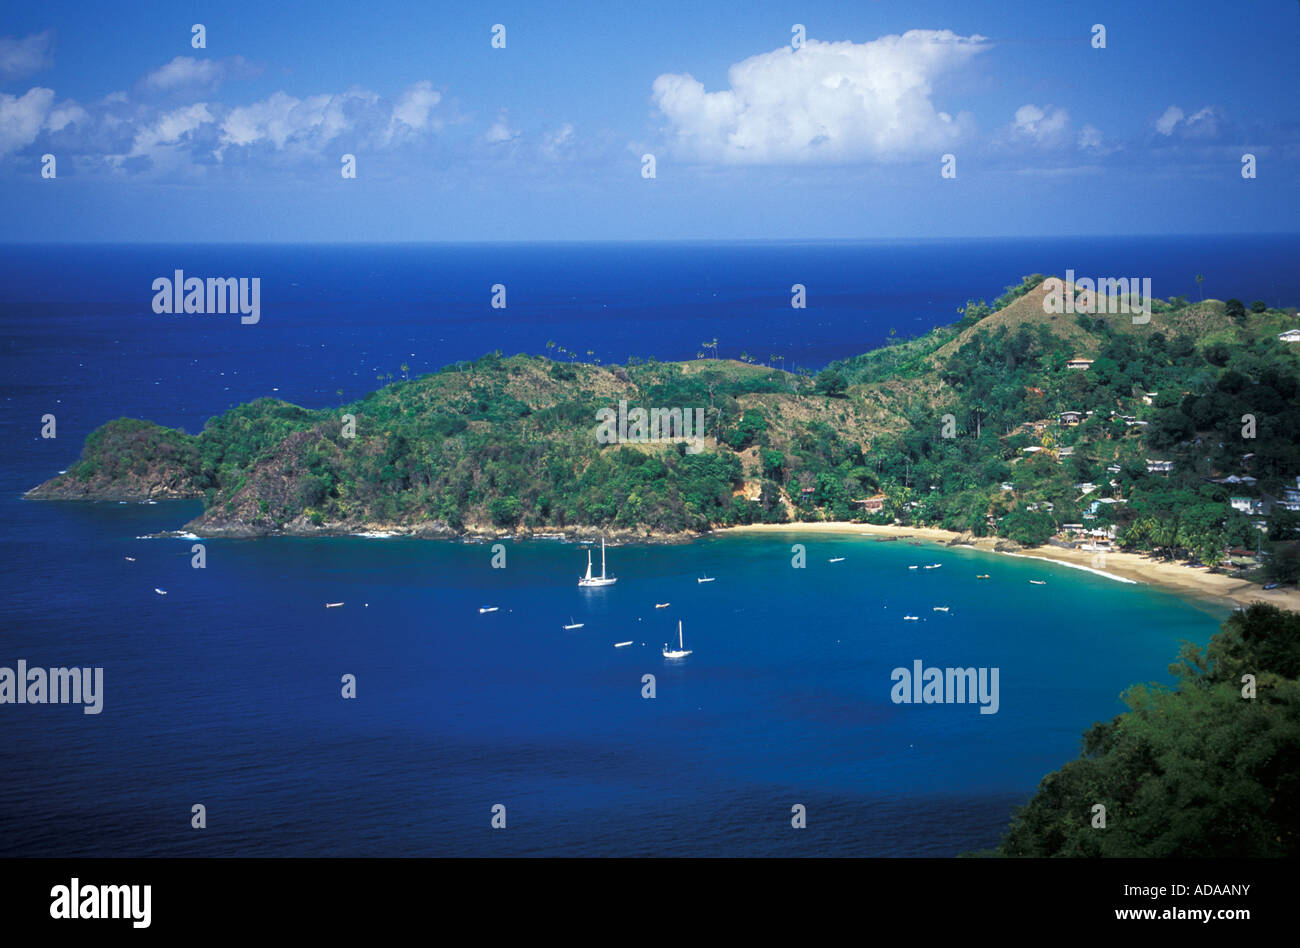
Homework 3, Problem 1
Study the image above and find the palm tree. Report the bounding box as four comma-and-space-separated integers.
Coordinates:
400, 362, 409, 380
697, 351, 705, 360
1195, 273, 1205, 301
336, 388, 343, 398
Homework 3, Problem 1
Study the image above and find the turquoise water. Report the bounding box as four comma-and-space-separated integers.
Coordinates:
0, 509, 1227, 856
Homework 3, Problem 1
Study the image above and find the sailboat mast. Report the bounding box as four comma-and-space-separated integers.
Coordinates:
678, 620, 683, 649
601, 538, 607, 578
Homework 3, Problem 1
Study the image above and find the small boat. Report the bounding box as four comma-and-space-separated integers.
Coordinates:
908, 565, 919, 570
923, 563, 942, 569
563, 618, 584, 630
662, 620, 692, 658
124, 556, 135, 562
654, 602, 670, 608
479, 606, 499, 613
903, 615, 919, 621
976, 574, 990, 579
154, 588, 167, 595
697, 575, 715, 583
579, 538, 617, 587
828, 557, 845, 563
614, 641, 633, 648
932, 606, 949, 612
1029, 580, 1046, 586
325, 602, 345, 608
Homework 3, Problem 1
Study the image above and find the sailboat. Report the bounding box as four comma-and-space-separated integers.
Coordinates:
579, 538, 617, 587
325, 602, 345, 608
828, 557, 845, 563
697, 574, 715, 583
479, 606, 499, 613
563, 618, 584, 630
1029, 580, 1047, 585
662, 620, 692, 658
654, 602, 670, 608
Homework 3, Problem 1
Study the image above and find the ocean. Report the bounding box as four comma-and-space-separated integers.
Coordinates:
0, 237, 1265, 856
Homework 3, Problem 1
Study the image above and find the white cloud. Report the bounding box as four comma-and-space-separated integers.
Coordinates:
541, 122, 574, 157
1155, 105, 1184, 136
485, 108, 519, 143
1077, 124, 1103, 150
1009, 104, 1070, 146
130, 103, 214, 157
651, 30, 985, 163
1153, 104, 1223, 140
44, 101, 89, 132
0, 87, 54, 155
138, 55, 258, 94
386, 80, 441, 143
0, 31, 54, 83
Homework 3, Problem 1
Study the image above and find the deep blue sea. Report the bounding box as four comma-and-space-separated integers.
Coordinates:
1, 237, 1277, 856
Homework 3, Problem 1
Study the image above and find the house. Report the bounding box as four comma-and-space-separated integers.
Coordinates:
1022, 445, 1045, 454
1058, 446, 1075, 457
1000, 482, 1014, 491
1066, 357, 1094, 370
1278, 329, 1300, 343
1075, 482, 1098, 494
1088, 497, 1123, 515
1059, 410, 1083, 426
1141, 392, 1158, 406
1146, 459, 1174, 475
860, 493, 887, 513
1230, 497, 1266, 515
1281, 482, 1300, 512
1106, 464, 1122, 474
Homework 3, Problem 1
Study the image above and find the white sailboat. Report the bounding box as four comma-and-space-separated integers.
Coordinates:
563, 618, 584, 630
662, 620, 692, 658
697, 574, 715, 583
654, 602, 670, 609
479, 606, 499, 613
828, 557, 845, 563
325, 602, 345, 608
579, 538, 617, 587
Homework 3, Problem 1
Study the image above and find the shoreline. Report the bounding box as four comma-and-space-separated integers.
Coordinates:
717, 521, 1300, 613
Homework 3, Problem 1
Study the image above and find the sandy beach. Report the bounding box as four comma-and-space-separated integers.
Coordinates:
718, 521, 1300, 613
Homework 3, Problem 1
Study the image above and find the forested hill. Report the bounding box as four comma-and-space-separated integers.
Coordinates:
26, 276, 1300, 580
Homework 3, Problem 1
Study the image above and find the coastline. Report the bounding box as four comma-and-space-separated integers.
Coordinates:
717, 521, 1300, 613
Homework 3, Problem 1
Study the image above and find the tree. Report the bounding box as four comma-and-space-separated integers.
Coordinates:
1195, 273, 1205, 301
814, 369, 848, 397
1250, 300, 1268, 313
1225, 299, 1246, 322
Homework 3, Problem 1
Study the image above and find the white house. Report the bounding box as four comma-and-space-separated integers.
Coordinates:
1278, 329, 1300, 343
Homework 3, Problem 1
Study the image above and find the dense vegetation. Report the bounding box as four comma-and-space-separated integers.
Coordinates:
993, 602, 1300, 857
36, 276, 1300, 580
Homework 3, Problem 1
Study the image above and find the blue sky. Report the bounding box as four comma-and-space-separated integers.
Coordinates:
2, 0, 1297, 241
